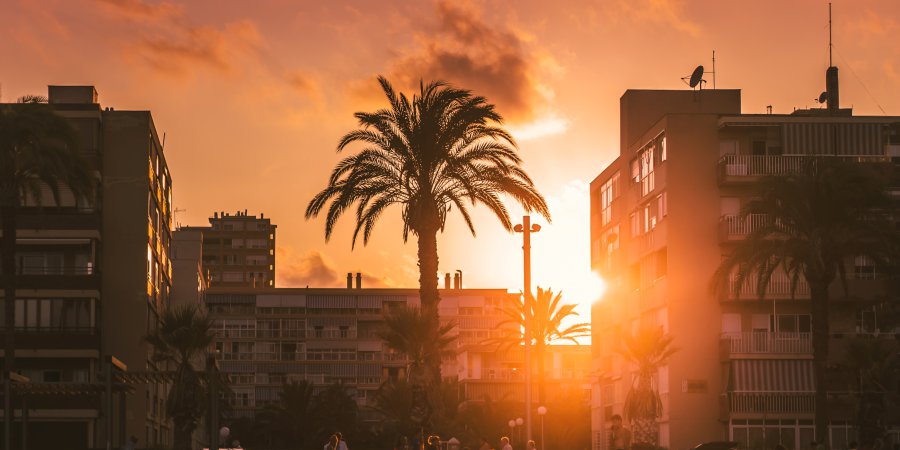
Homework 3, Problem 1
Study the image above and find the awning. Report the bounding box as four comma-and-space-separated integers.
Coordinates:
731, 360, 815, 392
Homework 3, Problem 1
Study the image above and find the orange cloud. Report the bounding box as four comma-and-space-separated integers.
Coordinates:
134, 21, 263, 76
94, 0, 182, 21
276, 248, 392, 288
379, 0, 558, 122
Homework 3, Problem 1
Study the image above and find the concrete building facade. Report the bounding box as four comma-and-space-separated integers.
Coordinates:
589, 82, 900, 450
1, 85, 174, 449
184, 211, 276, 289
207, 283, 591, 422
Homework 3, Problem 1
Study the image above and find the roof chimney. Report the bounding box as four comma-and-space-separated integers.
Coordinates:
444, 273, 451, 289
355, 272, 362, 289
826, 66, 840, 112
456, 270, 463, 289
346, 273, 352, 289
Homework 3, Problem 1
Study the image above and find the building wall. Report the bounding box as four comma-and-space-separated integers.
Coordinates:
100, 110, 173, 446
591, 87, 900, 450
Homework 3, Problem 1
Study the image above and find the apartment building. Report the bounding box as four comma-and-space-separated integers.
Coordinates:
207, 278, 591, 421
171, 228, 207, 308
589, 73, 900, 450
1, 86, 174, 448
182, 211, 276, 289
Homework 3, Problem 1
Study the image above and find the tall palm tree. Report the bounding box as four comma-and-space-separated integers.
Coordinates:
144, 304, 215, 450
378, 305, 457, 427
492, 287, 590, 403
616, 327, 678, 447
1, 96, 94, 376
306, 76, 549, 342
712, 160, 898, 442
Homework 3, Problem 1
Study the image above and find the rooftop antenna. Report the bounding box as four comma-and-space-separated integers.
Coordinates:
828, 2, 833, 67
682, 65, 706, 90
711, 51, 717, 89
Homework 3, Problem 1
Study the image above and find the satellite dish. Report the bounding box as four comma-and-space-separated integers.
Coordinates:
689, 65, 705, 88
817, 91, 828, 104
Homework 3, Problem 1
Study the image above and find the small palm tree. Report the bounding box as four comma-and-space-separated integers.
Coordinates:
378, 305, 457, 427
1, 96, 94, 375
258, 380, 314, 449
144, 305, 215, 450
492, 287, 590, 403
616, 327, 678, 447
845, 337, 900, 447
712, 160, 898, 442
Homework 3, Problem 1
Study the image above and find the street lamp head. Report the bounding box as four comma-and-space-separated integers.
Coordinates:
537, 406, 547, 415
531, 224, 541, 232
514, 224, 524, 233
516, 417, 524, 426
508, 420, 516, 428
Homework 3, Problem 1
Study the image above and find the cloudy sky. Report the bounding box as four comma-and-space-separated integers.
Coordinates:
3, 0, 899, 316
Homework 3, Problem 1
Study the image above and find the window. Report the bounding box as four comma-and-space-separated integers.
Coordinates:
770, 314, 811, 333
854, 255, 876, 280
14, 298, 91, 331
630, 213, 640, 237
600, 173, 620, 226
657, 192, 667, 218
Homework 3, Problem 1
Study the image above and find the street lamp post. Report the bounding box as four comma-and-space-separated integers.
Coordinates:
514, 215, 540, 442
508, 419, 516, 446
537, 406, 547, 449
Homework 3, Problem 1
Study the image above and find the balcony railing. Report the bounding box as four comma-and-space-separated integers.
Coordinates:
16, 265, 95, 275
718, 154, 890, 179
730, 391, 814, 413
720, 214, 769, 239
727, 273, 810, 299
723, 332, 812, 354
306, 329, 357, 339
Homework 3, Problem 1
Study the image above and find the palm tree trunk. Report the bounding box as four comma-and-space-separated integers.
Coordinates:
415, 223, 442, 424
1, 200, 17, 375
810, 282, 831, 444
416, 225, 441, 318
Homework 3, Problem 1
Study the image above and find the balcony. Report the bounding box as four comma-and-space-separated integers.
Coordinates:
13, 266, 100, 290
717, 154, 891, 185
718, 214, 770, 241
725, 273, 810, 300
722, 332, 812, 356
0, 327, 100, 350
306, 329, 357, 339
729, 392, 814, 414
14, 209, 101, 232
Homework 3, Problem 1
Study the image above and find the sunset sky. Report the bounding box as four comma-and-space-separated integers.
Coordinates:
3, 0, 899, 317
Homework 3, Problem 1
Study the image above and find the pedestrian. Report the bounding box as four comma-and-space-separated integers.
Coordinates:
609, 414, 632, 450
336, 431, 350, 450
501, 436, 513, 450
479, 437, 492, 450
527, 440, 537, 450
326, 434, 340, 450
123, 435, 138, 450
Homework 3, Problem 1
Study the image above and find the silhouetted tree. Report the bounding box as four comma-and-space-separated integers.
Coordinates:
144, 305, 215, 450
844, 337, 900, 447
712, 160, 899, 442
312, 382, 359, 446
0, 96, 94, 377
257, 380, 315, 449
616, 327, 678, 447
378, 305, 456, 427
306, 76, 550, 417
491, 287, 590, 403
